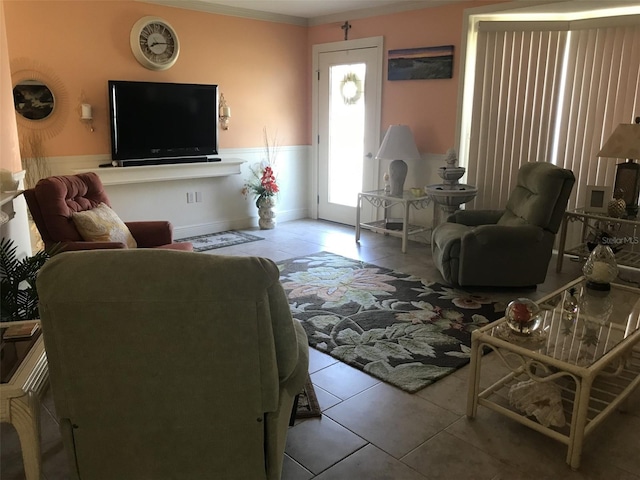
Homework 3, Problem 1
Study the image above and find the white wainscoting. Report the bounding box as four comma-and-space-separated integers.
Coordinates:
46, 146, 311, 238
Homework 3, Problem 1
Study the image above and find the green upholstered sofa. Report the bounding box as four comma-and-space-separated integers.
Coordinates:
431, 162, 575, 287
37, 249, 308, 480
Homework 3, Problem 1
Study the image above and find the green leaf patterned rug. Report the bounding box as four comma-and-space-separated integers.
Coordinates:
278, 252, 506, 393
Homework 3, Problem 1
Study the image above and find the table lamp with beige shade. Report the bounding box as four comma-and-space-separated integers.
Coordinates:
597, 117, 640, 217
375, 125, 421, 197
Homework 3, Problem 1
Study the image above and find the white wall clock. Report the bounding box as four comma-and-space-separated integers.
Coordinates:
130, 16, 180, 71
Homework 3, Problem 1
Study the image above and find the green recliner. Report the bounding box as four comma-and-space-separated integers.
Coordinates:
431, 162, 575, 287
36, 249, 308, 480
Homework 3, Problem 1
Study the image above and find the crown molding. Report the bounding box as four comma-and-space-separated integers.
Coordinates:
137, 0, 309, 26
136, 0, 449, 26
308, 1, 451, 27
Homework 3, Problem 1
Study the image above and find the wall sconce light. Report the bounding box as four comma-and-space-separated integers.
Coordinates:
80, 103, 94, 132
219, 93, 230, 130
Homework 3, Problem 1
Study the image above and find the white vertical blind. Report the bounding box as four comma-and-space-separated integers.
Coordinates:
467, 25, 567, 210
466, 17, 640, 214
555, 23, 640, 211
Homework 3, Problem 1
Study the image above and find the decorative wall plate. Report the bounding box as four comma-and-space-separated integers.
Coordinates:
10, 58, 68, 139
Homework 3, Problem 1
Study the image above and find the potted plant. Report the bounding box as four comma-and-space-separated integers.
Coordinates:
0, 238, 56, 323
241, 128, 280, 229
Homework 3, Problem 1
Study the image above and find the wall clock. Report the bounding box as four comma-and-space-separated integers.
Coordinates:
130, 16, 180, 71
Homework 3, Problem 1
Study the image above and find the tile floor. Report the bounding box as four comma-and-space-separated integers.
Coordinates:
2, 219, 640, 480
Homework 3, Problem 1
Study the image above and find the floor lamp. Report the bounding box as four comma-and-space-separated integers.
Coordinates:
375, 125, 421, 197
597, 117, 640, 217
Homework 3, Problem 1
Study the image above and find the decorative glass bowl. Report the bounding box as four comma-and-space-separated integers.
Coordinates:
505, 298, 542, 335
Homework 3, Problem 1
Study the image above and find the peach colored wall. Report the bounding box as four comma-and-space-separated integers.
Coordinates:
309, 1, 501, 154
0, 0, 21, 172
3, 0, 308, 156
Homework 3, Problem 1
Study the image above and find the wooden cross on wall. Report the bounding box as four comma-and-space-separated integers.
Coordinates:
341, 21, 351, 41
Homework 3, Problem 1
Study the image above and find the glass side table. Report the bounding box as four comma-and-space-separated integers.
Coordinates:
0, 321, 49, 480
556, 208, 640, 272
467, 277, 640, 469
355, 189, 432, 253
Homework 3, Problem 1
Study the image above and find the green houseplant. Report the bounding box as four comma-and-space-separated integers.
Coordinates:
0, 238, 56, 322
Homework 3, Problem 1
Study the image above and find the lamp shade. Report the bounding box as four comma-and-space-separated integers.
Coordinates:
597, 123, 640, 159
598, 121, 640, 217
375, 125, 421, 161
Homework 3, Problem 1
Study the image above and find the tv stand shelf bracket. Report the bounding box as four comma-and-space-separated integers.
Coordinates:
74, 158, 245, 186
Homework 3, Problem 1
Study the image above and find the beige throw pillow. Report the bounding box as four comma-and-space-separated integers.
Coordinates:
72, 203, 137, 248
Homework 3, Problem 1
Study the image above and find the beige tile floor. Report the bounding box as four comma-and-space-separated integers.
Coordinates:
2, 219, 640, 480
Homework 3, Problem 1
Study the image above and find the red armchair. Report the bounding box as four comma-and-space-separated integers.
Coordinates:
24, 173, 192, 252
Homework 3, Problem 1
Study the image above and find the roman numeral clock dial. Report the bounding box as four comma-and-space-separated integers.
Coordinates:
130, 17, 180, 70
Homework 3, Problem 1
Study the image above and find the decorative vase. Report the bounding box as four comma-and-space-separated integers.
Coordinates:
257, 196, 276, 230
607, 198, 626, 218
583, 243, 618, 291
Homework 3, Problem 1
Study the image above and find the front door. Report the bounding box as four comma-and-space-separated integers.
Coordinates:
315, 40, 382, 225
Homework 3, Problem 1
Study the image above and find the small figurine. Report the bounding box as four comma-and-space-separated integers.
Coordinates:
444, 148, 458, 167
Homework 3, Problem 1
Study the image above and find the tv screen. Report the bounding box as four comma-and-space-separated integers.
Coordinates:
108, 80, 219, 162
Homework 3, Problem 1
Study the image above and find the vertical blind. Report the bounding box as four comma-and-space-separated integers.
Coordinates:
466, 17, 640, 213
555, 20, 640, 211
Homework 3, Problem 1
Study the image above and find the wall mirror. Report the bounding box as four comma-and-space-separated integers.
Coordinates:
13, 80, 55, 120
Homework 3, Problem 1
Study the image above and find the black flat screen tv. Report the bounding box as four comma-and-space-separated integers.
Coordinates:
108, 80, 219, 163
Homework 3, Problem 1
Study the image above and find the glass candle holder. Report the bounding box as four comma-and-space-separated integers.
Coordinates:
505, 298, 542, 336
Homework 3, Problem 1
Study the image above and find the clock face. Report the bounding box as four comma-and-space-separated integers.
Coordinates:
130, 17, 180, 70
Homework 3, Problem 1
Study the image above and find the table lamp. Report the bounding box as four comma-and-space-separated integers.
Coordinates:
597, 117, 640, 217
375, 125, 421, 197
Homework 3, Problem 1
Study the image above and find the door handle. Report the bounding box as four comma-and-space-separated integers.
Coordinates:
365, 152, 373, 158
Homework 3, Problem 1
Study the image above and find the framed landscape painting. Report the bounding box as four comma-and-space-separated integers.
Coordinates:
388, 45, 454, 81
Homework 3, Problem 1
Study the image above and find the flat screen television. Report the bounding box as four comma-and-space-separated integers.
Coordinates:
108, 80, 219, 164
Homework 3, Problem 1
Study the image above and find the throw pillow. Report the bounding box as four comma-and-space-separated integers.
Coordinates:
72, 203, 137, 248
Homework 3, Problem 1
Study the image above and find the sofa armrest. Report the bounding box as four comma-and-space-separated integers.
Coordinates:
59, 241, 127, 252
447, 209, 504, 226
465, 224, 544, 247
126, 221, 173, 247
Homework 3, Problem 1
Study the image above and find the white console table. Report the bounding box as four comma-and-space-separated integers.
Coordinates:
74, 158, 245, 186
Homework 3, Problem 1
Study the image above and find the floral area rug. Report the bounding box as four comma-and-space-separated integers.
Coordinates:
278, 252, 506, 393
176, 231, 263, 252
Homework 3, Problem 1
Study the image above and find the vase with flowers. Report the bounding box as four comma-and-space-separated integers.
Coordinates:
242, 128, 280, 229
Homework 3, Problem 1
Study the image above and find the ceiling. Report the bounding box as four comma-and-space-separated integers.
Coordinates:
141, 0, 458, 26
204, 0, 440, 18
141, 0, 640, 26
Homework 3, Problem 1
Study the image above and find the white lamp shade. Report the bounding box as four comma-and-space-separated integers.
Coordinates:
375, 125, 421, 161
597, 123, 640, 159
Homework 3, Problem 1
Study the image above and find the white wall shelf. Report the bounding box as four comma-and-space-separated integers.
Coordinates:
73, 159, 245, 186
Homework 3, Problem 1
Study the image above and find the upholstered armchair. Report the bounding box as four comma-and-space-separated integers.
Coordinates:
431, 162, 575, 287
37, 249, 309, 480
24, 172, 192, 252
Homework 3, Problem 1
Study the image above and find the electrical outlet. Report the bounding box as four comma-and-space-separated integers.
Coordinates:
195, 191, 202, 203
186, 192, 194, 203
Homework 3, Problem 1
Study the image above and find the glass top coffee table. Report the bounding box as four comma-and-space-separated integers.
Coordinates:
466, 277, 640, 470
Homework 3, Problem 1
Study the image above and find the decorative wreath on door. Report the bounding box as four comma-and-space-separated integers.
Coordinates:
340, 72, 362, 105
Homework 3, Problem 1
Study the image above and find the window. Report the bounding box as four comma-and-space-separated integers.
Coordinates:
460, 9, 640, 214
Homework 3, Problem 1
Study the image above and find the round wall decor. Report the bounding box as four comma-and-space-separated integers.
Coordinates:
10, 59, 69, 139
13, 80, 55, 121
130, 16, 180, 71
